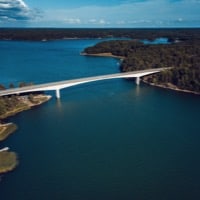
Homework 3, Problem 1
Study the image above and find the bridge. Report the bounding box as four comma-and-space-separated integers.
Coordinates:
0, 68, 169, 99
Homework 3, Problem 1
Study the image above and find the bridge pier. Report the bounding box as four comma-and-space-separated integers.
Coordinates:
56, 89, 60, 99
136, 77, 140, 85
0, 69, 167, 98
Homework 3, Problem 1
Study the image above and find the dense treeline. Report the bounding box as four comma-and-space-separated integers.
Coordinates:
0, 28, 200, 41
84, 35, 200, 93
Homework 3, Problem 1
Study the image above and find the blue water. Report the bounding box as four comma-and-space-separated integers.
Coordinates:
142, 37, 170, 45
0, 39, 200, 200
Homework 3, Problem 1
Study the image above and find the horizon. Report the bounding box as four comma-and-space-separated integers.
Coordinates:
0, 0, 200, 28
0, 27, 200, 30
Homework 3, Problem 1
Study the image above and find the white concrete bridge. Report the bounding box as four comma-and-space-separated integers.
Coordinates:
0, 68, 169, 99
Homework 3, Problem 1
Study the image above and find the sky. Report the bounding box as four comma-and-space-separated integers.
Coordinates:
0, 0, 200, 28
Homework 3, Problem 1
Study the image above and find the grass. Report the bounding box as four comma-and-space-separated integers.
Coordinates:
0, 151, 18, 174
0, 123, 17, 141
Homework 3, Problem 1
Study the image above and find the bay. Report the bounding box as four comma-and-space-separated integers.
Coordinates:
0, 39, 200, 200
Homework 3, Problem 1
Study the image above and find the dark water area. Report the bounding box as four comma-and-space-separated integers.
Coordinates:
0, 39, 200, 200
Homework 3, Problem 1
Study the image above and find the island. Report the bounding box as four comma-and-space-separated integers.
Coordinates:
0, 150, 18, 174
83, 36, 200, 94
0, 90, 51, 174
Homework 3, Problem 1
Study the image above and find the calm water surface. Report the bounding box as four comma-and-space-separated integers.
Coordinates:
0, 39, 200, 200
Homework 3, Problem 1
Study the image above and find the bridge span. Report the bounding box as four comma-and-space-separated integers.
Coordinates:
0, 68, 169, 99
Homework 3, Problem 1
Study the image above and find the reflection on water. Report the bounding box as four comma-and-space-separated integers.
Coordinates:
135, 85, 141, 96
56, 98, 62, 110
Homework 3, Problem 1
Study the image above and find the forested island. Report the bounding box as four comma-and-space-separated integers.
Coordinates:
83, 32, 200, 94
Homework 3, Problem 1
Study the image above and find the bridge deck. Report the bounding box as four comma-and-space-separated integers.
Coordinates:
0, 67, 170, 97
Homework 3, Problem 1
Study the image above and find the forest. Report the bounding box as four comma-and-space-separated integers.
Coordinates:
84, 35, 200, 93
0, 28, 200, 41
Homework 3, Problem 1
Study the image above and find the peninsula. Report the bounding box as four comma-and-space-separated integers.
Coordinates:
0, 91, 51, 174
83, 35, 200, 94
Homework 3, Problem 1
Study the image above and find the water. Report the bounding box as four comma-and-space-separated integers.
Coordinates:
142, 37, 170, 45
0, 39, 200, 200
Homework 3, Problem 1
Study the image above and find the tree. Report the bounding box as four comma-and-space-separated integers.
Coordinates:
9, 83, 15, 88
0, 84, 6, 90
19, 82, 26, 88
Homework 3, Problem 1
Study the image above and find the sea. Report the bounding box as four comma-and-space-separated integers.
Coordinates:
0, 38, 200, 200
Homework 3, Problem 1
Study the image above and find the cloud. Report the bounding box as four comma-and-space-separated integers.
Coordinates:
0, 0, 41, 22
88, 18, 110, 25
64, 18, 81, 24
2, 0, 199, 27
42, 0, 199, 27
99, 19, 107, 24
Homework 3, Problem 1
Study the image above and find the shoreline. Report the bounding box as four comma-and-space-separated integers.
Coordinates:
0, 94, 52, 174
82, 52, 200, 96
0, 123, 17, 142
81, 52, 124, 60
0, 94, 52, 120
142, 79, 200, 95
0, 151, 18, 174
0, 94, 52, 138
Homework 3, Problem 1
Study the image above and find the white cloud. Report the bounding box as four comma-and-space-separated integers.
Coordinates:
64, 18, 81, 24
4, 0, 198, 27
0, 0, 41, 22
88, 19, 97, 23
116, 20, 126, 24
99, 19, 106, 24
43, 0, 200, 27
86, 18, 110, 25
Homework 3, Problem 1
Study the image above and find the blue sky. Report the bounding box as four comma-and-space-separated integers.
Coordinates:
0, 0, 200, 27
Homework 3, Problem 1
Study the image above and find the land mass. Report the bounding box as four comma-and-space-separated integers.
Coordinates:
0, 151, 18, 174
83, 34, 200, 94
0, 93, 51, 120
0, 123, 17, 142
0, 28, 200, 42
0, 92, 51, 174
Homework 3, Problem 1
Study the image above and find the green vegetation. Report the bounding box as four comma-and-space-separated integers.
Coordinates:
0, 93, 50, 120
0, 151, 18, 174
0, 95, 30, 119
84, 37, 200, 93
0, 81, 47, 119
0, 28, 200, 41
